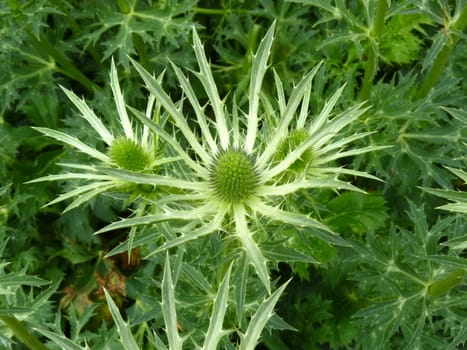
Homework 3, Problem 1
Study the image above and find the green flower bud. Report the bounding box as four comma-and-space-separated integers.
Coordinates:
210, 149, 259, 204
274, 129, 313, 180
108, 137, 152, 171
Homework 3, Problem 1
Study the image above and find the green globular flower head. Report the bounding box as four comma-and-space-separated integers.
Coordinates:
210, 149, 259, 204
109, 137, 152, 171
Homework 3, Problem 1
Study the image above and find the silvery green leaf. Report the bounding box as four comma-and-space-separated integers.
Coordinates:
33, 127, 110, 163
202, 264, 233, 350
239, 280, 290, 350
34, 328, 89, 350
161, 253, 184, 350
104, 289, 139, 350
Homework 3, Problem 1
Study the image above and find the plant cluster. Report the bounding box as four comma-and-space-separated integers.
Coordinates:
0, 0, 465, 349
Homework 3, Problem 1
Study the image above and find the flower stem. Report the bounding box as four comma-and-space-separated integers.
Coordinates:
192, 7, 251, 15
415, 5, 467, 99
26, 29, 98, 92
246, 24, 261, 65
428, 268, 465, 298
359, 0, 388, 101
0, 315, 49, 350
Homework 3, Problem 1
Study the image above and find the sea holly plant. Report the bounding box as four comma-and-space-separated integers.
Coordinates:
0, 1, 463, 349
87, 22, 383, 291
28, 58, 168, 212
25, 21, 386, 347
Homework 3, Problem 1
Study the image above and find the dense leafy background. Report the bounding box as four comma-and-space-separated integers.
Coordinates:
1, 0, 465, 349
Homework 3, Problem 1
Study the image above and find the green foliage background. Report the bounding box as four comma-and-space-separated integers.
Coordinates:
1, 0, 466, 349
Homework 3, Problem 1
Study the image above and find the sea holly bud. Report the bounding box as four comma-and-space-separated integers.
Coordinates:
274, 129, 314, 181
108, 137, 153, 172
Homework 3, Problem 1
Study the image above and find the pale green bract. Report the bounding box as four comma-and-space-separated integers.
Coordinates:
31, 22, 383, 292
